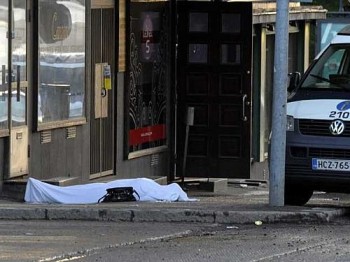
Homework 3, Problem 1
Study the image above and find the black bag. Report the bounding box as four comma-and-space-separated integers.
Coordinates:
98, 187, 140, 203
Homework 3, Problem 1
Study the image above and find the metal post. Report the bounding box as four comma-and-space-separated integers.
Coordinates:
182, 124, 189, 185
269, 0, 289, 207
181, 107, 194, 186
260, 26, 267, 162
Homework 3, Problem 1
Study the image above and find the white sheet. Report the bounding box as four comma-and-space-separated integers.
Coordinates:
24, 177, 195, 204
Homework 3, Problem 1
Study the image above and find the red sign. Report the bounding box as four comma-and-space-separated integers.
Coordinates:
129, 124, 166, 146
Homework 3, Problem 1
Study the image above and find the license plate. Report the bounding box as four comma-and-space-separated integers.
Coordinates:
312, 158, 350, 171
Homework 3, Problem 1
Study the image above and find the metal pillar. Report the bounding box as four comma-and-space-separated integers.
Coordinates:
269, 0, 289, 207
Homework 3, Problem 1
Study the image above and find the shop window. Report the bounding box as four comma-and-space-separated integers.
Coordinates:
12, 0, 27, 128
0, 1, 27, 132
0, 3, 8, 131
37, 0, 86, 126
127, 1, 170, 157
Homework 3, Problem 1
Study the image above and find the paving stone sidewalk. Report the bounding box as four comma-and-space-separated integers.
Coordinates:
0, 183, 348, 224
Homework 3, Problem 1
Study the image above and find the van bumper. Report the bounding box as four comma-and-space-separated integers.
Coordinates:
285, 131, 350, 193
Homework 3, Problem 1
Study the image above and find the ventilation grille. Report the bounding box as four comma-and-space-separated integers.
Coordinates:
66, 127, 77, 139
299, 119, 350, 137
151, 154, 159, 166
40, 130, 52, 144
309, 148, 350, 159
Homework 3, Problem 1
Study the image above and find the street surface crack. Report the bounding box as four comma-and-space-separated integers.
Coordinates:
37, 230, 193, 262
251, 238, 343, 262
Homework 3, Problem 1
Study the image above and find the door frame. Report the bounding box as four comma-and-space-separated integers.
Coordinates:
175, 1, 252, 179
89, 1, 116, 179
7, 0, 30, 179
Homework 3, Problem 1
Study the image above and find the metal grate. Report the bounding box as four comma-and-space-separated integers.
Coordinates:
309, 148, 350, 159
299, 119, 350, 137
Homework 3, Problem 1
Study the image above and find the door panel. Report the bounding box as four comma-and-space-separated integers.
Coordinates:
0, 0, 29, 178
0, 1, 9, 132
94, 63, 109, 119
90, 7, 115, 178
177, 2, 252, 179
10, 127, 28, 176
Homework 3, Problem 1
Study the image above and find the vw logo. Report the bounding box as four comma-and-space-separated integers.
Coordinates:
329, 120, 345, 135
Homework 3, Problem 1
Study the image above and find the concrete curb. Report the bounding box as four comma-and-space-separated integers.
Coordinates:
0, 206, 346, 224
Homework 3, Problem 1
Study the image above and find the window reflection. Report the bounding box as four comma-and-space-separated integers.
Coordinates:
38, 0, 85, 124
0, 1, 8, 130
128, 2, 169, 154
12, 0, 27, 127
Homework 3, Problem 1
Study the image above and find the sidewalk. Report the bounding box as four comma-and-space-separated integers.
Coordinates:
0, 182, 348, 224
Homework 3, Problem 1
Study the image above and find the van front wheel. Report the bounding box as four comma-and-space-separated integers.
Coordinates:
285, 185, 313, 206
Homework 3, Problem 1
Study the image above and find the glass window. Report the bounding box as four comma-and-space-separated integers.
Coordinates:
221, 44, 240, 65
38, 0, 85, 124
12, 0, 27, 127
0, 2, 8, 130
221, 13, 240, 33
301, 45, 350, 90
189, 44, 208, 64
127, 2, 170, 156
319, 22, 348, 52
189, 13, 208, 33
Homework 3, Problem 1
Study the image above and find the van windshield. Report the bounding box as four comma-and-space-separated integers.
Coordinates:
301, 45, 350, 91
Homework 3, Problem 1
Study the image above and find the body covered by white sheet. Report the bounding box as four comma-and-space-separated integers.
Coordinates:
24, 177, 195, 204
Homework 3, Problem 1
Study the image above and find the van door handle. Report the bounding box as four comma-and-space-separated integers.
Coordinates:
242, 94, 248, 121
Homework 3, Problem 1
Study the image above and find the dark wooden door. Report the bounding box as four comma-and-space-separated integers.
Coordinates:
90, 6, 115, 178
177, 2, 252, 178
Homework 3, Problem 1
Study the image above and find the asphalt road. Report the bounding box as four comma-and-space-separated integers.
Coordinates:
0, 220, 207, 262
2, 217, 350, 262
74, 218, 350, 262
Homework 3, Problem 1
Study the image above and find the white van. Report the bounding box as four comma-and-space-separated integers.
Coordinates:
286, 25, 350, 205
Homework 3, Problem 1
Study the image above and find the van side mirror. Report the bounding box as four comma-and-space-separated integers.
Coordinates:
288, 72, 301, 93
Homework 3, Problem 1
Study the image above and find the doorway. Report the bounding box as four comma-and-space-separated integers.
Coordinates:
176, 2, 252, 179
90, 2, 116, 178
0, 1, 29, 178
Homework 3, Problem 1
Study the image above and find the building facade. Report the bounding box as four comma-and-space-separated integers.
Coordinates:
0, 0, 326, 198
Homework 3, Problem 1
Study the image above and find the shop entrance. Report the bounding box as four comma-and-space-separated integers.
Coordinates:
176, 2, 252, 179
0, 1, 29, 178
90, 2, 115, 178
